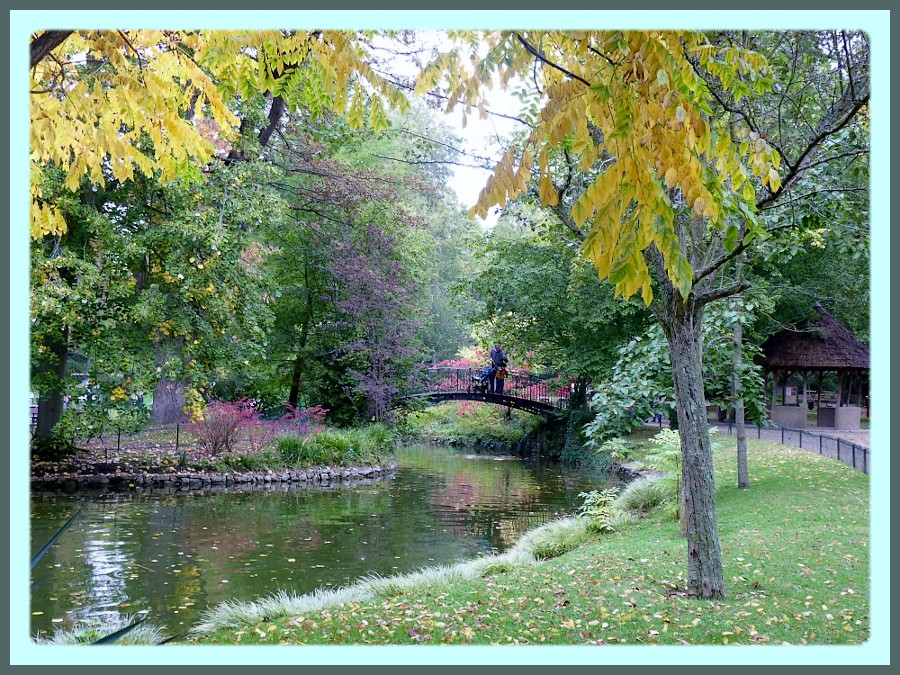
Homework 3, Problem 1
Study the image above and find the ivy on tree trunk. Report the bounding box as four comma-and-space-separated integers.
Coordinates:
34, 330, 69, 441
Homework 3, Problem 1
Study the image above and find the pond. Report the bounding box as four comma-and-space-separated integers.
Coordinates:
29, 443, 619, 639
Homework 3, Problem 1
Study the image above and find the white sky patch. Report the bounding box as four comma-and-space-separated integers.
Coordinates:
443, 87, 523, 228
372, 31, 527, 227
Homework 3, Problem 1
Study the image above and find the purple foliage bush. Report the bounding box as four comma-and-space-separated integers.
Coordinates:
188, 400, 329, 457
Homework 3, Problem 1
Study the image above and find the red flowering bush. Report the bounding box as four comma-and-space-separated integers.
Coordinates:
456, 401, 481, 416
187, 399, 260, 457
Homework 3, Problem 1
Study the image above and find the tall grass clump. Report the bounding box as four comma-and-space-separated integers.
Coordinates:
511, 517, 593, 559
612, 475, 670, 514
33, 615, 166, 645
276, 424, 395, 468
194, 549, 532, 635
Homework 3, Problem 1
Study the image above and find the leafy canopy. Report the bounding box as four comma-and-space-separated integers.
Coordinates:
419, 31, 781, 303
30, 29, 408, 238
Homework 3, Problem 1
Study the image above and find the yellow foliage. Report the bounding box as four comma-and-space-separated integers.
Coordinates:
438, 30, 777, 303
30, 30, 407, 239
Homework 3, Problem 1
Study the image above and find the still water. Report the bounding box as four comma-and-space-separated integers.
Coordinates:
29, 444, 616, 638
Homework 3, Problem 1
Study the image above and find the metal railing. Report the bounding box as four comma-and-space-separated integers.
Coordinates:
403, 367, 572, 411
714, 421, 869, 474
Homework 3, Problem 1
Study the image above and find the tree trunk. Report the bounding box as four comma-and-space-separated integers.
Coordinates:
288, 353, 304, 407
287, 317, 311, 407
661, 306, 727, 599
151, 335, 188, 424
732, 318, 750, 490
152, 377, 187, 425
34, 330, 69, 440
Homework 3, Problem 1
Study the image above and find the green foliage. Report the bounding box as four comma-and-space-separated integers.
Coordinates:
577, 487, 621, 533
582, 298, 769, 447
276, 424, 396, 468
402, 401, 540, 446
465, 204, 651, 380
612, 476, 670, 514
30, 434, 80, 462
592, 436, 632, 469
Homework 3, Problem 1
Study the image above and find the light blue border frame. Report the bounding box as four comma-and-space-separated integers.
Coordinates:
10, 10, 890, 666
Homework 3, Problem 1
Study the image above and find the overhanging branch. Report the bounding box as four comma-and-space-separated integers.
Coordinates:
31, 30, 73, 69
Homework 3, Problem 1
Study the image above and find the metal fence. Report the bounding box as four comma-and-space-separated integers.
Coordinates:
714, 422, 869, 474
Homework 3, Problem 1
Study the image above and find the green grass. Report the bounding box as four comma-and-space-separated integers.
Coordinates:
185, 437, 868, 646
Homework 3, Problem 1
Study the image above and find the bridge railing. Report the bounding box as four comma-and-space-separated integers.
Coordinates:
406, 367, 572, 410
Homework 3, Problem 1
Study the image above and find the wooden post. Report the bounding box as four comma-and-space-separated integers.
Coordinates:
817, 371, 823, 409
802, 371, 809, 408
771, 369, 778, 408
857, 372, 864, 408
836, 371, 843, 407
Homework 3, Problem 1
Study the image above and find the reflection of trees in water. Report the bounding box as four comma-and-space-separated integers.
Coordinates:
30, 445, 617, 634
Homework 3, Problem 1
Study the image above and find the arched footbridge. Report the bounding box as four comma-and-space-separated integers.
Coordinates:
398, 367, 572, 417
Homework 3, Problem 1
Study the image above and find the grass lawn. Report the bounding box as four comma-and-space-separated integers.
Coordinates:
186, 438, 869, 646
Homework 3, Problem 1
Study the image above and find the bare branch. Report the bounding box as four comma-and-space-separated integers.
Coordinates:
514, 33, 592, 88
695, 279, 752, 308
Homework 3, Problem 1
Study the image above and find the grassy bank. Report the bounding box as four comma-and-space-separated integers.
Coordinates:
185, 437, 869, 646
31, 423, 397, 478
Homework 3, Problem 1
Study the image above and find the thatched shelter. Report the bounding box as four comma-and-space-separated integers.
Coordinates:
757, 304, 869, 429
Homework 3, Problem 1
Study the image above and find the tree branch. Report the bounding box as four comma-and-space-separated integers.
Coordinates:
756, 73, 869, 210
550, 202, 586, 242
514, 33, 592, 88
695, 279, 751, 308
761, 186, 869, 212
31, 30, 73, 69
257, 95, 286, 149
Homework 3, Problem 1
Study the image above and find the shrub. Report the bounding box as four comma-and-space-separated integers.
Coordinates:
278, 403, 328, 436
578, 487, 622, 533
613, 476, 670, 513
188, 399, 260, 457
31, 434, 80, 462
276, 425, 394, 468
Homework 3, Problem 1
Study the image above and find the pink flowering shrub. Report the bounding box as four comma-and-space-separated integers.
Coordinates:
456, 401, 482, 416
188, 399, 260, 457
188, 400, 330, 457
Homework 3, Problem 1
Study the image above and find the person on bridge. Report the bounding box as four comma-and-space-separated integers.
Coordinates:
488, 343, 506, 393
495, 358, 508, 395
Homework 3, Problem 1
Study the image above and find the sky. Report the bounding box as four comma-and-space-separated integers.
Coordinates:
371, 31, 525, 227
444, 97, 522, 227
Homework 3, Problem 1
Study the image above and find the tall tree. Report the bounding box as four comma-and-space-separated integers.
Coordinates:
421, 29, 869, 598
29, 29, 411, 431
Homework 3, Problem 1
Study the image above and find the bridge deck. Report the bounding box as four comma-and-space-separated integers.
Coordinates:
399, 367, 571, 417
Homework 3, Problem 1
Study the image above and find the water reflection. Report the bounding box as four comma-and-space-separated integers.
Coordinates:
30, 444, 616, 638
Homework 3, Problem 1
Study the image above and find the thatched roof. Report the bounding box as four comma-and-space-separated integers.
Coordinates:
757, 304, 869, 371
